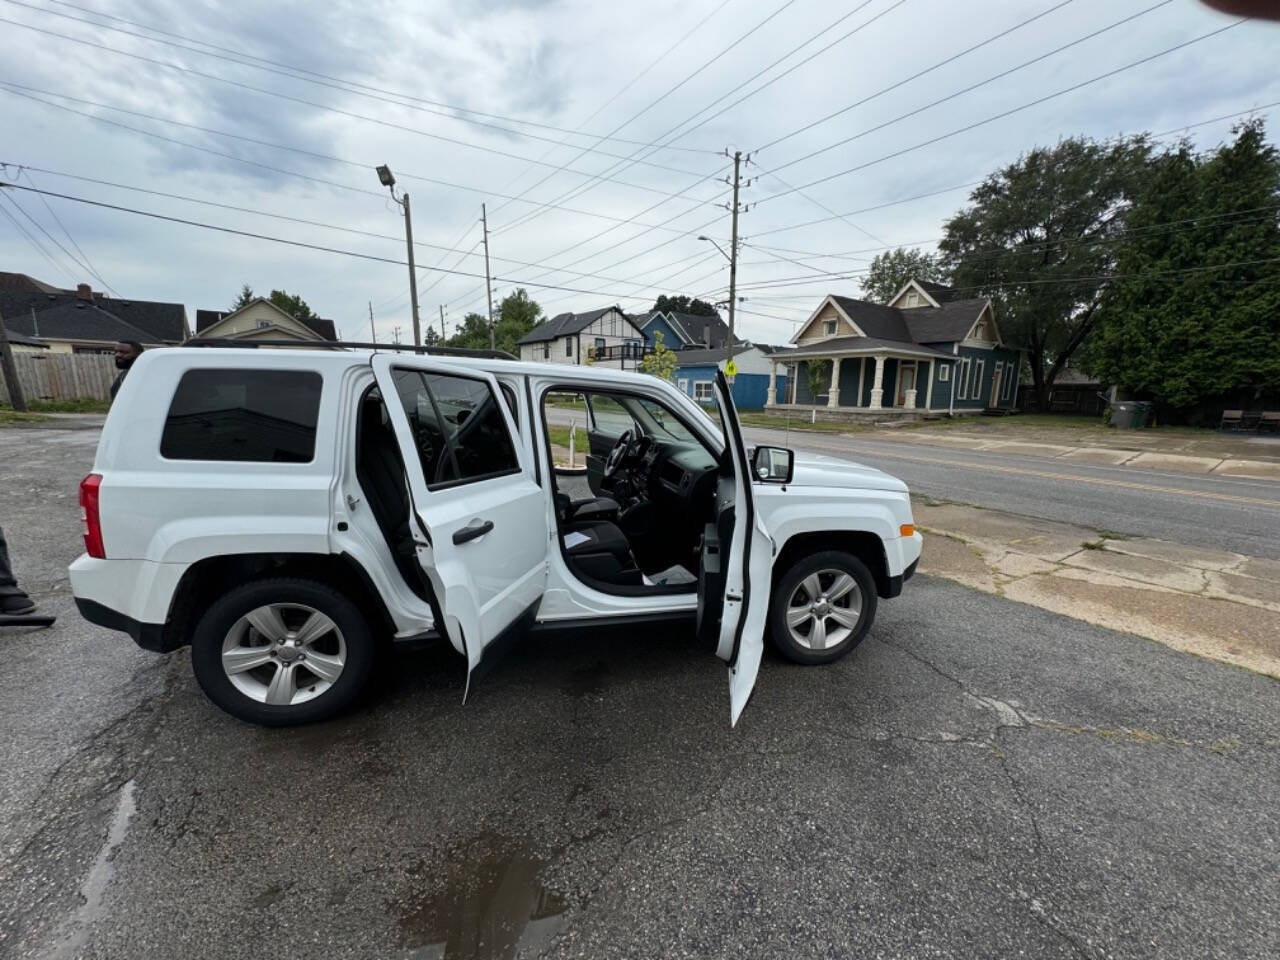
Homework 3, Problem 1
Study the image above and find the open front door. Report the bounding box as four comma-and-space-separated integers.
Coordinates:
707, 370, 773, 726
370, 355, 548, 694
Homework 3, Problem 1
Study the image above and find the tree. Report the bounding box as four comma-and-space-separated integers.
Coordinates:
230, 283, 255, 310
423, 327, 441, 346
639, 330, 677, 381
652, 295, 719, 317
445, 312, 492, 350
1084, 122, 1280, 417
267, 289, 315, 321
939, 136, 1153, 411
806, 359, 832, 400
861, 247, 948, 303
493, 288, 542, 356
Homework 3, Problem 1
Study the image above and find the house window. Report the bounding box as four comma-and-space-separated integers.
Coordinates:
938, 364, 950, 382
973, 321, 986, 340
906, 293, 919, 307
694, 380, 714, 402
824, 319, 837, 336
542, 342, 550, 359
973, 360, 985, 399
1004, 361, 1016, 400
565, 337, 573, 357
678, 378, 689, 394
256, 319, 271, 329
957, 358, 971, 399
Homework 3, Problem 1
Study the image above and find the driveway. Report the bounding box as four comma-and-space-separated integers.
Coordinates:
2, 424, 1278, 959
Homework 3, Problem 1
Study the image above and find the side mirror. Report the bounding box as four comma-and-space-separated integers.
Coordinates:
751, 445, 794, 484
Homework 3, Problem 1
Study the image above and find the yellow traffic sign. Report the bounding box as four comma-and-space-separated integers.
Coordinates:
724, 359, 738, 377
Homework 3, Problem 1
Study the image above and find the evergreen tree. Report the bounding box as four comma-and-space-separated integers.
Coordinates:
230, 283, 255, 310
1086, 121, 1280, 416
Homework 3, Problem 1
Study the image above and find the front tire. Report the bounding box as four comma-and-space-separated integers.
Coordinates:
190, 578, 374, 726
769, 551, 877, 665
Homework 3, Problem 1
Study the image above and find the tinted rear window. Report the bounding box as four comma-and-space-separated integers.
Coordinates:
161, 369, 322, 462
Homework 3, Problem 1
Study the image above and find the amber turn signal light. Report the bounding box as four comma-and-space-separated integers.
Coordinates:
900, 524, 915, 538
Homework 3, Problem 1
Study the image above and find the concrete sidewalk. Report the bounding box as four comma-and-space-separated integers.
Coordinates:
888, 431, 1280, 480
913, 500, 1280, 679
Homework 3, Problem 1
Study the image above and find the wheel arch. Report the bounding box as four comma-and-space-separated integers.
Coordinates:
771, 530, 895, 599
162, 552, 398, 651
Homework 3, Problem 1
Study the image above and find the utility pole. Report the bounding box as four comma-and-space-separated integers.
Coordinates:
726, 149, 743, 370
439, 304, 446, 342
0, 311, 27, 412
374, 165, 421, 346
403, 193, 422, 347
368, 301, 376, 342
393, 325, 402, 344
481, 204, 495, 350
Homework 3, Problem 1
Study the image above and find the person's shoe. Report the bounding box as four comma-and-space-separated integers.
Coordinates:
0, 593, 36, 615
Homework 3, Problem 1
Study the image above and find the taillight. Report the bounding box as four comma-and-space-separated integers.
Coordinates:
80, 473, 105, 558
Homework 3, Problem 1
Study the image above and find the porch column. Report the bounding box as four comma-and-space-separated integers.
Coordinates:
766, 360, 778, 407
869, 355, 885, 409
827, 356, 841, 407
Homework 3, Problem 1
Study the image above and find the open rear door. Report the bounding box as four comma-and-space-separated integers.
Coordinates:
370, 355, 548, 696
710, 370, 773, 726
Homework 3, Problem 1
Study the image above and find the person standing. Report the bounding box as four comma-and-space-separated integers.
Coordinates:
0, 525, 35, 615
110, 340, 144, 402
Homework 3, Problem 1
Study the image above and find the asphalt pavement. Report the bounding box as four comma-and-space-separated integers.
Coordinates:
543, 407, 1280, 559
1, 423, 1279, 959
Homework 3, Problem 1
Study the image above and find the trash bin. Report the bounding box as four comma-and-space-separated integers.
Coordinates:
1134, 401, 1154, 428
1110, 401, 1138, 429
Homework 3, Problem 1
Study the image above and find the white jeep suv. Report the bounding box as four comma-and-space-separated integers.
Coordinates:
70, 345, 921, 726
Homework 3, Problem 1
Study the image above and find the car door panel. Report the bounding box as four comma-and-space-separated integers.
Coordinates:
704, 370, 772, 726
370, 356, 547, 693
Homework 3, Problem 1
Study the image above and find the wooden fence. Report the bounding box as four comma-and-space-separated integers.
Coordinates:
0, 352, 117, 404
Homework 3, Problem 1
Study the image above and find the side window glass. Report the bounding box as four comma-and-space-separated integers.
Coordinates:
499, 382, 520, 430
391, 370, 520, 488
586, 394, 635, 437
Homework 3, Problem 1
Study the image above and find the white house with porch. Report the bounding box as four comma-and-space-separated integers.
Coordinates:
764, 280, 1022, 416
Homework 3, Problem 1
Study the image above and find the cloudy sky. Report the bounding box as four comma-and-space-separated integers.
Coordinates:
2, 0, 1278, 345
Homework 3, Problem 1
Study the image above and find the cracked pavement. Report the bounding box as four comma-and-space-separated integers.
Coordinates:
3, 425, 1280, 959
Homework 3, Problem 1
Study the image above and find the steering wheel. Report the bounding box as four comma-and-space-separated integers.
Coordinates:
604, 429, 634, 478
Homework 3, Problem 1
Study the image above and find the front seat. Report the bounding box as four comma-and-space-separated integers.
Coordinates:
562, 519, 640, 586
555, 492, 621, 525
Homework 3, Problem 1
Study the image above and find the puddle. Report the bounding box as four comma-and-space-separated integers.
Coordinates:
397, 834, 566, 960
45, 779, 137, 960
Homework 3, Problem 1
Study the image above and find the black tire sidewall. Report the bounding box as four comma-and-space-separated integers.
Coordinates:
191, 578, 374, 726
769, 550, 877, 665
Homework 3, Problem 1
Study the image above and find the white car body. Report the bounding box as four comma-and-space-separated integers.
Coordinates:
70, 347, 922, 725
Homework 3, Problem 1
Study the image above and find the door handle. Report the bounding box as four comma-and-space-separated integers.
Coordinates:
452, 519, 494, 545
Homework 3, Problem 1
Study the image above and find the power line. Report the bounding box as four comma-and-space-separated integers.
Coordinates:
1, 183, 735, 303
754, 17, 1244, 205
753, 0, 1078, 155
11, 0, 718, 156
0, 188, 108, 289
0, 194, 77, 283
0, 13, 721, 189
18, 168, 118, 296
0, 82, 725, 229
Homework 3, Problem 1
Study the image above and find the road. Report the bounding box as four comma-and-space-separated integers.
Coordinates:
2, 423, 1279, 959
544, 407, 1280, 559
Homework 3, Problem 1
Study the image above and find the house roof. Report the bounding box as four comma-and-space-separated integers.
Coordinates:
917, 280, 960, 303
669, 311, 730, 348
784, 335, 954, 361
517, 306, 633, 344
196, 302, 336, 341
5, 331, 49, 348
0, 289, 186, 342
2, 299, 170, 344
0, 271, 62, 294
829, 296, 913, 343
900, 298, 989, 344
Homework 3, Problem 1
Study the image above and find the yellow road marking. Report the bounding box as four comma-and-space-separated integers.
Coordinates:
804, 440, 1280, 508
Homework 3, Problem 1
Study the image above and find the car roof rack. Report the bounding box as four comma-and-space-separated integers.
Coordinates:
183, 337, 516, 360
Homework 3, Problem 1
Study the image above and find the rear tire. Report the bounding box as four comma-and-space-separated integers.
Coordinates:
769, 551, 876, 665
190, 578, 374, 726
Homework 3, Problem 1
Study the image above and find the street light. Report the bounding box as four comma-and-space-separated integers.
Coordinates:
375, 164, 421, 346
697, 235, 731, 263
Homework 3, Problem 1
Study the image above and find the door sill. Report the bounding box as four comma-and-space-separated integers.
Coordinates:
530, 609, 696, 634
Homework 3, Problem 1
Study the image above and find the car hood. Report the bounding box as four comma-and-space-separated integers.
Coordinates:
786, 449, 908, 493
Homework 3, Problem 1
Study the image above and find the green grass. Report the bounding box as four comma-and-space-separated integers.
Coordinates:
0, 409, 52, 425
546, 425, 574, 449
737, 412, 868, 434
1, 398, 110, 414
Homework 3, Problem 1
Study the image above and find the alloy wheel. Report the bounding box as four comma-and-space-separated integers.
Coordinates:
784, 569, 862, 651
221, 603, 347, 706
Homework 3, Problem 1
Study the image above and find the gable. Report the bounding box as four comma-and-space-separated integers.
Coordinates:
888, 279, 939, 310
199, 299, 320, 340
794, 298, 864, 344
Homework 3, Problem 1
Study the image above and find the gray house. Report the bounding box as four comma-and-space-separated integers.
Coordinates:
766, 279, 1022, 414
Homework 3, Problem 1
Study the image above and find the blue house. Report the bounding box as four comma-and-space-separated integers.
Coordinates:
674, 344, 790, 411
635, 310, 732, 351
770, 280, 1022, 414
